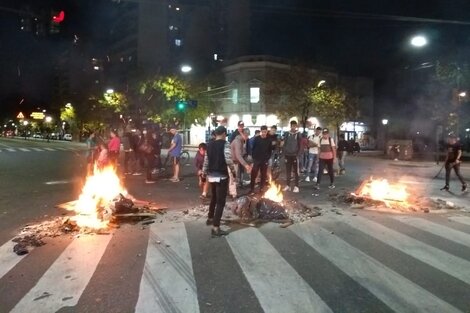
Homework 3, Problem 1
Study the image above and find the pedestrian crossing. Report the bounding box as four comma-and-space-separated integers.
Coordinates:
0, 147, 83, 153
1, 212, 470, 313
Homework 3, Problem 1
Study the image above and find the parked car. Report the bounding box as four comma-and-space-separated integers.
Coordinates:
63, 134, 72, 141
32, 133, 43, 139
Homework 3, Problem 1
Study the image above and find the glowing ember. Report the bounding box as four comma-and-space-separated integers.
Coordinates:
71, 165, 128, 229
355, 178, 408, 205
263, 181, 284, 203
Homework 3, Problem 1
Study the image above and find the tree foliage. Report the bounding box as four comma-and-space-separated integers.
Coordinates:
309, 86, 348, 129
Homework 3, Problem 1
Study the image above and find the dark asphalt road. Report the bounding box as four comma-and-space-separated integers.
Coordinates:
0, 137, 469, 313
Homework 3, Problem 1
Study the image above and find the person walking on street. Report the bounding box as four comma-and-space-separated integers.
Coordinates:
250, 125, 271, 195
168, 126, 183, 182
441, 133, 467, 192
337, 134, 348, 175
195, 143, 210, 199
314, 128, 337, 190
305, 127, 322, 183
282, 120, 301, 193
202, 126, 236, 237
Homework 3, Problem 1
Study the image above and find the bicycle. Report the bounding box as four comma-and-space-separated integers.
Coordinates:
270, 153, 282, 181
162, 149, 191, 169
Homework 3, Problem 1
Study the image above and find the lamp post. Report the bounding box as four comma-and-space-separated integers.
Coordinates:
410, 35, 427, 48
382, 119, 389, 155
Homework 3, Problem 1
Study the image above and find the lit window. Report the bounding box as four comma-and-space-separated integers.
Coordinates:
232, 89, 238, 104
175, 39, 182, 46
250, 87, 260, 103
213, 53, 218, 61
176, 7, 180, 11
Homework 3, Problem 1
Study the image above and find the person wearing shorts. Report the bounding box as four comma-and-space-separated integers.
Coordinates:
168, 126, 182, 182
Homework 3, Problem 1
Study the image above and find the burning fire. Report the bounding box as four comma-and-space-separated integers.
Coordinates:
355, 178, 408, 205
71, 165, 128, 229
263, 181, 284, 203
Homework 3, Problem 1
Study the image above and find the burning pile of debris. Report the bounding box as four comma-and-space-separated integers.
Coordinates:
337, 177, 465, 213
12, 166, 162, 255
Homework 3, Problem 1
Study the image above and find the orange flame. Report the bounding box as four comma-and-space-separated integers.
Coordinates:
356, 178, 408, 205
263, 181, 284, 203
71, 165, 128, 229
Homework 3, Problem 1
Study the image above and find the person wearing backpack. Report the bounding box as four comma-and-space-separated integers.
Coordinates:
281, 120, 301, 193
314, 128, 337, 190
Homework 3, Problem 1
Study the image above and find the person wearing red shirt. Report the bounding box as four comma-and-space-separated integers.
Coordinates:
108, 129, 121, 167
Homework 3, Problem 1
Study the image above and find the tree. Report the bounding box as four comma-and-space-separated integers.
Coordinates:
139, 75, 216, 128
266, 64, 348, 132
309, 85, 348, 133
265, 65, 321, 129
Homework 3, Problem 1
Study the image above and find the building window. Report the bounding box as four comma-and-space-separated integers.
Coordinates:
231, 89, 238, 104
250, 87, 260, 103
175, 39, 182, 46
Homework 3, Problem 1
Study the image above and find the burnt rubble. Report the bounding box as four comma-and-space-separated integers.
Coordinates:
331, 191, 465, 213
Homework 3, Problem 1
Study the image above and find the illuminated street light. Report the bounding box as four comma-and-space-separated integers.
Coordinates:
382, 119, 389, 125
410, 35, 427, 47
458, 91, 466, 97
45, 116, 52, 123
23, 120, 29, 126
317, 80, 326, 87
180, 65, 192, 73
65, 102, 72, 108
106, 88, 114, 94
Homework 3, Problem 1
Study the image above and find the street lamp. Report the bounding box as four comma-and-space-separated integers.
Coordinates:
382, 119, 389, 155
317, 80, 326, 87
410, 35, 427, 47
45, 116, 52, 123
459, 91, 466, 97
106, 88, 114, 94
180, 65, 192, 73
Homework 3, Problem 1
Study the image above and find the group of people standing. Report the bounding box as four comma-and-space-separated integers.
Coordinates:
199, 120, 347, 237
85, 126, 183, 184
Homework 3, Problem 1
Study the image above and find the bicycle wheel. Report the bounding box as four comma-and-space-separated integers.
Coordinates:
180, 151, 190, 165
271, 163, 281, 181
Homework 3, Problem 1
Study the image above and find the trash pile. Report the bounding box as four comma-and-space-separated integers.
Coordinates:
331, 191, 466, 213
11, 195, 162, 255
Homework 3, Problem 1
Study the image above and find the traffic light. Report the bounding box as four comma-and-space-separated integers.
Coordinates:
187, 99, 198, 108
50, 10, 65, 34
176, 100, 187, 111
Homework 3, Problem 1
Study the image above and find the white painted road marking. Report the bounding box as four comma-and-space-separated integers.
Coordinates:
292, 221, 462, 313
227, 226, 333, 313
0, 240, 29, 280
10, 234, 112, 313
136, 222, 199, 313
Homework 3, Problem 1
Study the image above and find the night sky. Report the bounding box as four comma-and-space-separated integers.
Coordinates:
1, 0, 470, 117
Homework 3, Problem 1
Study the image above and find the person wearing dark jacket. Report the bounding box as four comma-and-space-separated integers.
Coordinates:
337, 134, 348, 174
202, 126, 236, 237
441, 133, 467, 192
250, 125, 272, 194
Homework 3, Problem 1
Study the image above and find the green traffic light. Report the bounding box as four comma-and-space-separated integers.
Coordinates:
176, 101, 186, 111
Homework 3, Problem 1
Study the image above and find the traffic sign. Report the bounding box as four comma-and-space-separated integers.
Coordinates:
17, 112, 25, 119
30, 112, 45, 120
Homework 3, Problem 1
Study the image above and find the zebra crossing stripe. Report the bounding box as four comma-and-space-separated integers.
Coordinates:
10, 234, 112, 313
43, 148, 55, 151
6, 148, 15, 152
31, 148, 43, 151
226, 227, 333, 313
448, 216, 470, 226
18, 148, 30, 152
338, 215, 470, 285
290, 221, 463, 313
0, 240, 29, 280
393, 216, 470, 248
135, 222, 199, 313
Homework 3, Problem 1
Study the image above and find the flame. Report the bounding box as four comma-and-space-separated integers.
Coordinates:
263, 181, 284, 203
71, 165, 128, 229
356, 178, 408, 205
